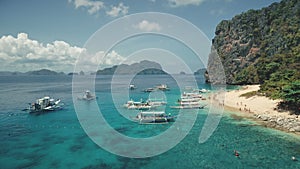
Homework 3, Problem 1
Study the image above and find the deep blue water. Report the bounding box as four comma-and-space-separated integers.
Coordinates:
0, 75, 299, 169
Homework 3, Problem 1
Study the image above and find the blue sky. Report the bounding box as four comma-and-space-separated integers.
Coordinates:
0, 0, 280, 73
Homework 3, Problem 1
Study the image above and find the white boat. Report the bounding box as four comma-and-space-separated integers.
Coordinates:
181, 92, 202, 99
27, 96, 63, 113
170, 104, 206, 109
123, 100, 152, 110
179, 97, 201, 102
193, 88, 210, 93
156, 84, 170, 91
124, 98, 166, 110
133, 111, 176, 124
143, 88, 156, 92
170, 91, 206, 109
129, 84, 136, 90
146, 99, 167, 106
78, 90, 97, 100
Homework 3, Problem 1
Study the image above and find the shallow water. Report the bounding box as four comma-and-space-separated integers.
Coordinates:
0, 75, 299, 169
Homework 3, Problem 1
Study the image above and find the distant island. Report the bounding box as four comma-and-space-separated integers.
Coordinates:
96, 60, 168, 75
27, 69, 65, 75
0, 60, 207, 76
0, 69, 65, 76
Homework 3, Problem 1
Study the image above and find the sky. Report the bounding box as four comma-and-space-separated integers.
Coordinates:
0, 0, 280, 73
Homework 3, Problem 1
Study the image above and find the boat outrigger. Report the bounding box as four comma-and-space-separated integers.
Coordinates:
133, 111, 176, 124
26, 96, 63, 113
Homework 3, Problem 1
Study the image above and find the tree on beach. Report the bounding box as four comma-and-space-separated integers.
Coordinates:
278, 80, 300, 114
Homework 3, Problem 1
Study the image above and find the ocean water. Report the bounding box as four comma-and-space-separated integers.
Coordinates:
0, 75, 299, 169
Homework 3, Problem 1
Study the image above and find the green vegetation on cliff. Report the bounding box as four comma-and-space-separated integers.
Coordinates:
211, 0, 299, 113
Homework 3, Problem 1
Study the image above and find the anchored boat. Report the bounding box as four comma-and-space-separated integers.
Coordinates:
170, 91, 206, 109
124, 99, 166, 110
26, 96, 63, 113
78, 90, 97, 101
133, 111, 176, 124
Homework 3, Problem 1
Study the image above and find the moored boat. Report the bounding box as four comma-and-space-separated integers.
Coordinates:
78, 90, 97, 100
129, 84, 136, 90
143, 88, 156, 92
133, 111, 176, 124
170, 104, 206, 109
123, 99, 152, 110
156, 84, 170, 91
170, 91, 206, 109
26, 96, 63, 113
124, 98, 167, 110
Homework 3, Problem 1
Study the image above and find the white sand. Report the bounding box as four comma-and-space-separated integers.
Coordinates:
224, 85, 290, 116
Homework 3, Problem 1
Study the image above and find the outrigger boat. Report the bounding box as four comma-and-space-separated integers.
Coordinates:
181, 92, 202, 99
78, 90, 97, 101
123, 100, 152, 110
124, 98, 167, 110
143, 88, 156, 92
133, 111, 176, 124
129, 84, 136, 90
170, 104, 206, 109
26, 96, 63, 113
156, 84, 170, 91
170, 91, 206, 109
143, 84, 170, 92
147, 99, 167, 106
193, 88, 210, 93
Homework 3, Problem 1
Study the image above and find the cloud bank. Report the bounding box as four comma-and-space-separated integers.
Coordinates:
0, 33, 125, 72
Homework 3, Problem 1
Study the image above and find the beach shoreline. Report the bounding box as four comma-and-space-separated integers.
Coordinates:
210, 85, 300, 136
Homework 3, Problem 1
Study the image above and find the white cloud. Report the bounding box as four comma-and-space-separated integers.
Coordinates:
69, 0, 129, 17
101, 50, 126, 65
168, 0, 206, 7
75, 50, 126, 72
70, 0, 104, 15
84, 50, 125, 66
106, 3, 129, 17
0, 33, 84, 72
133, 20, 162, 32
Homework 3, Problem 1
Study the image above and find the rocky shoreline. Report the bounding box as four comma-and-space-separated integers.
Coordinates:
254, 113, 300, 133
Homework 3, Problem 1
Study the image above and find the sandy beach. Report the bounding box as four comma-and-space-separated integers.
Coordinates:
212, 85, 300, 135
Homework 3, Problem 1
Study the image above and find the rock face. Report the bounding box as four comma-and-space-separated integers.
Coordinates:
209, 0, 300, 84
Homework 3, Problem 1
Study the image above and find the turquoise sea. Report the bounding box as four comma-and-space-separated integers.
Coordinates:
0, 75, 299, 169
